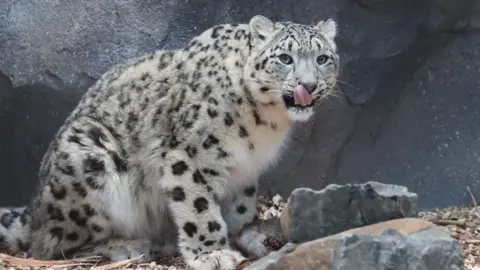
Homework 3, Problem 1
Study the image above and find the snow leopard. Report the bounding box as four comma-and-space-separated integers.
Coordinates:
0, 15, 339, 269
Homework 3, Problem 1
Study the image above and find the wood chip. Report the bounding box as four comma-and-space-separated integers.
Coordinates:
0, 253, 101, 267
420, 204, 480, 269
234, 259, 251, 270
430, 219, 467, 228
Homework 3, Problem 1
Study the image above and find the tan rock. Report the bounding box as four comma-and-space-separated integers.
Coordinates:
243, 218, 440, 270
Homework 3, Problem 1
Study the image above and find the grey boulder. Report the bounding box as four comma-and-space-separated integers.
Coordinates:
280, 181, 418, 243
332, 228, 463, 270
243, 219, 463, 270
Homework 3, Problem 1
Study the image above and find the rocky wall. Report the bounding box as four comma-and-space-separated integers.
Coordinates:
0, 0, 479, 209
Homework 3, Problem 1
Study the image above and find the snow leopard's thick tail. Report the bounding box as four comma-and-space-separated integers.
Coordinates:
0, 206, 32, 254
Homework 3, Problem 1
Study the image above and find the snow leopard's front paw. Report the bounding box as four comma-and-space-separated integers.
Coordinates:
188, 249, 248, 270
231, 218, 287, 260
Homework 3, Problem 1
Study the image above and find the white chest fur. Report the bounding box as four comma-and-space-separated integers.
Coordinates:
226, 104, 292, 187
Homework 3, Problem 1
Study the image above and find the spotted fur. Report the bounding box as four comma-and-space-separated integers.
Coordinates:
0, 15, 339, 269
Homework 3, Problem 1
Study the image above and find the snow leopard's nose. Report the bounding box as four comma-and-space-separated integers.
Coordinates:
299, 82, 317, 94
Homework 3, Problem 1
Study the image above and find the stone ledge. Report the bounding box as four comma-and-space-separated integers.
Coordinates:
243, 218, 463, 270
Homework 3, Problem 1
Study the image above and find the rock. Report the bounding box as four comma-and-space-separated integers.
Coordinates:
243, 218, 463, 270
331, 229, 463, 270
280, 182, 418, 243
239, 243, 300, 270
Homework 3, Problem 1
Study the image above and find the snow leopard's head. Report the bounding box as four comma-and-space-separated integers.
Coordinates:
245, 15, 340, 121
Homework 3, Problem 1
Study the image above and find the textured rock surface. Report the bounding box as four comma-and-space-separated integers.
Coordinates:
280, 182, 418, 243
1, 0, 480, 208
331, 229, 463, 270
243, 218, 464, 270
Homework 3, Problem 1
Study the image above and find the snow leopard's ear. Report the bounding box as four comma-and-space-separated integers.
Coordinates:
316, 19, 337, 43
249, 15, 275, 46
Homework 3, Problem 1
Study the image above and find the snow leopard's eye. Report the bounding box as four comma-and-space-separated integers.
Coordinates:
278, 54, 293, 65
316, 55, 329, 65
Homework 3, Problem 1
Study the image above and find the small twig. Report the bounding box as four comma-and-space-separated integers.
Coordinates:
0, 253, 101, 267
431, 219, 467, 228
466, 186, 480, 219
467, 186, 478, 207
235, 259, 251, 270
464, 239, 480, 244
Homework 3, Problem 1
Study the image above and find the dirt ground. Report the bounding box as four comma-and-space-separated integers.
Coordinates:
1, 194, 479, 270
420, 205, 480, 270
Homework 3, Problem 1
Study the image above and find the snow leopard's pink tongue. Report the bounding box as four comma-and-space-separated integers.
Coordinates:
293, 85, 313, 106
